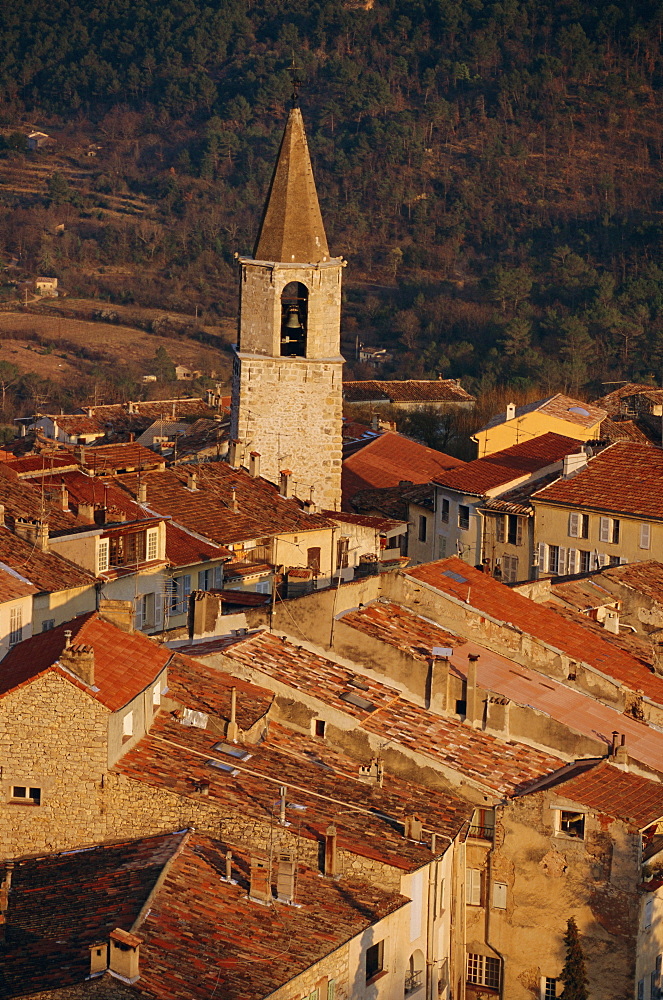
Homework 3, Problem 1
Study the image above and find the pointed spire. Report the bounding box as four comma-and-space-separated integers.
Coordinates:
253, 107, 330, 265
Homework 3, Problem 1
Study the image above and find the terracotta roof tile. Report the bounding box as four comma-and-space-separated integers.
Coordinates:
601, 560, 663, 603
0, 613, 171, 711
530, 759, 663, 829
323, 510, 407, 532
0, 563, 36, 602
407, 557, 663, 705
117, 715, 473, 869
2, 455, 79, 477
165, 521, 231, 568
599, 416, 653, 445
479, 393, 606, 432
166, 653, 274, 729
75, 442, 166, 474
343, 379, 475, 404
532, 442, 663, 519
112, 464, 333, 546
340, 600, 465, 660
479, 471, 561, 515
0, 527, 94, 593
434, 433, 582, 495
0, 831, 186, 999
349, 483, 434, 520
343, 431, 463, 502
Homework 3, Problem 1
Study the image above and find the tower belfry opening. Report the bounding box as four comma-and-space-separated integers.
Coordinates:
230, 98, 344, 510
280, 282, 308, 357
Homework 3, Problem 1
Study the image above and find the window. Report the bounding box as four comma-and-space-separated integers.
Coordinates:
640, 523, 651, 550
548, 545, 559, 575
122, 711, 134, 740
198, 568, 212, 591
41, 619, 55, 632
10, 785, 41, 805
97, 538, 110, 573
152, 683, 161, 707
609, 555, 621, 566
418, 515, 427, 543
255, 580, 271, 594
365, 941, 384, 982
645, 898, 653, 929
580, 550, 591, 573
599, 517, 619, 544
9, 606, 22, 646
438, 536, 447, 559
567, 549, 578, 575
458, 505, 470, 531
542, 978, 558, 999
580, 514, 589, 538
327, 980, 335, 1000
141, 592, 156, 629
568, 512, 580, 537
314, 719, 326, 738
652, 971, 658, 998
466, 867, 482, 905
169, 574, 191, 615
307, 547, 321, 575
559, 810, 585, 839
492, 882, 507, 909
502, 555, 519, 583
441, 498, 449, 524
612, 519, 620, 544
337, 537, 349, 570
495, 516, 505, 544
637, 979, 644, 1000
467, 954, 501, 990
307, 990, 319, 1000
507, 515, 522, 546
146, 528, 158, 562
470, 808, 495, 840
405, 953, 424, 995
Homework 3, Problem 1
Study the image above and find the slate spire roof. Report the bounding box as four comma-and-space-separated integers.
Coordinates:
253, 107, 331, 264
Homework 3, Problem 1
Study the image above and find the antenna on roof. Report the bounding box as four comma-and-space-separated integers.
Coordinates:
289, 53, 302, 108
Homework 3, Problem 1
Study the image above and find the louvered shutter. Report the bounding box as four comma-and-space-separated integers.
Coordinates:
516, 517, 523, 546
568, 512, 579, 537
538, 542, 548, 572
567, 549, 578, 575
155, 591, 164, 629
558, 547, 567, 575
496, 517, 505, 543
213, 565, 223, 589
599, 517, 610, 543
466, 867, 481, 905
640, 523, 651, 550
598, 553, 609, 567
492, 882, 507, 909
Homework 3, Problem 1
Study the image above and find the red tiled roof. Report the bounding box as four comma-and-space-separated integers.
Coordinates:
532, 442, 663, 519
343, 379, 475, 404
592, 383, 658, 416
479, 393, 606, 432
167, 652, 274, 729
194, 630, 564, 797
407, 557, 663, 705
0, 613, 171, 711
136, 833, 408, 1000
1, 455, 79, 477
434, 433, 581, 495
117, 714, 473, 869
111, 464, 333, 546
599, 417, 653, 445
349, 483, 435, 520
166, 521, 231, 568
0, 831, 186, 999
601, 560, 663, 604
0, 527, 94, 593
75, 441, 166, 474
0, 564, 36, 603
530, 759, 663, 829
480, 470, 560, 514
323, 510, 407, 532
340, 600, 465, 660
342, 431, 463, 502
48, 414, 105, 435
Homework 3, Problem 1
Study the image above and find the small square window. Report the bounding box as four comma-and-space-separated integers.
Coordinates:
458, 505, 470, 531
122, 711, 134, 739
11, 785, 41, 805
41, 619, 55, 632
441, 498, 449, 524
542, 977, 558, 1000
559, 810, 585, 839
366, 941, 384, 982
315, 719, 326, 738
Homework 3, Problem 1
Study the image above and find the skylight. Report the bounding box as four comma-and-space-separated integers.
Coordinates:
206, 759, 240, 776
340, 691, 376, 711
211, 741, 252, 761
443, 570, 468, 584
568, 406, 590, 416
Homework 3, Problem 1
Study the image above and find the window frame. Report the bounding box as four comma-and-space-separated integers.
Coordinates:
467, 953, 501, 990
440, 498, 449, 524
418, 515, 427, 544
458, 504, 470, 532
97, 537, 110, 573
557, 809, 585, 840
122, 711, 134, 740
365, 940, 384, 983
10, 784, 41, 805
640, 522, 651, 550
146, 527, 159, 562
9, 605, 23, 646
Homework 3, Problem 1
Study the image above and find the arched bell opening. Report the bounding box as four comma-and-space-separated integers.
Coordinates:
280, 282, 308, 357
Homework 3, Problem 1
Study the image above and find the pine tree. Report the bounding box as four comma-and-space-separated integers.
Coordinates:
560, 916, 589, 1000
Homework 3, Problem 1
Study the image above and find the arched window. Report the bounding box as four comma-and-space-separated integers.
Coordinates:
280, 282, 308, 357
405, 951, 424, 994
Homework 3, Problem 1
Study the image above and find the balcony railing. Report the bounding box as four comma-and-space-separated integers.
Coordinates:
469, 824, 495, 841
404, 971, 423, 995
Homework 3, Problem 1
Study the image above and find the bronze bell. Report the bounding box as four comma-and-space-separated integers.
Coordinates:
285, 307, 301, 329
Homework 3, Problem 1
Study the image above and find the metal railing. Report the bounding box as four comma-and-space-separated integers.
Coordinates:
404, 971, 423, 995
469, 824, 495, 841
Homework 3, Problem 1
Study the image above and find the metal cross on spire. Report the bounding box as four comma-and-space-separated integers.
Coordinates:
289, 53, 302, 108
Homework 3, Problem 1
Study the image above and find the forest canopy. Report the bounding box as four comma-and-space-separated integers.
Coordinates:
0, 0, 662, 395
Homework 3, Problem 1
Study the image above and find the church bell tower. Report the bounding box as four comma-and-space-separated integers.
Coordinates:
230, 101, 344, 510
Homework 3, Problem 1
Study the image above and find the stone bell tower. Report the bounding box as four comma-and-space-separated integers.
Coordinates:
230, 102, 344, 510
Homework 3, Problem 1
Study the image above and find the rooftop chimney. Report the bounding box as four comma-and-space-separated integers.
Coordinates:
404, 815, 423, 841
603, 609, 620, 635
77, 502, 95, 524
60, 483, 69, 512
248, 854, 271, 903
249, 451, 261, 478
89, 942, 108, 977
36, 520, 49, 552
0, 504, 5, 528
614, 733, 628, 767
358, 757, 384, 787
226, 687, 239, 742
0, 862, 14, 944
187, 470, 198, 491
562, 451, 589, 478
59, 643, 95, 686
465, 653, 481, 727
231, 487, 238, 513
137, 481, 147, 504
506, 402, 516, 421
279, 470, 292, 499
276, 850, 297, 904
98, 599, 134, 633
228, 439, 240, 469
429, 649, 452, 715
109, 928, 141, 983
324, 824, 338, 877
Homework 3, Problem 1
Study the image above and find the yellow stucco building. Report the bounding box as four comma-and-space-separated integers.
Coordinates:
474, 393, 606, 458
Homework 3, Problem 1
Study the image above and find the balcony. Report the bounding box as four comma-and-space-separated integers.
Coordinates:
404, 970, 423, 995
469, 824, 494, 841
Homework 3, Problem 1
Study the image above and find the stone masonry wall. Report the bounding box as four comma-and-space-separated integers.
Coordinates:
232, 352, 343, 509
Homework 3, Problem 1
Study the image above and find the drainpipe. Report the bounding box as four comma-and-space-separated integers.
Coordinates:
485, 815, 505, 1000
426, 857, 437, 1000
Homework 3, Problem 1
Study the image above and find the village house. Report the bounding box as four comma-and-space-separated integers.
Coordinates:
531, 441, 663, 575
343, 379, 475, 413
433, 433, 584, 570
474, 394, 606, 458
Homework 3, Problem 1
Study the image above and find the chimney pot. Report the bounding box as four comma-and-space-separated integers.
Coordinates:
276, 850, 297, 904
89, 942, 108, 977
506, 402, 516, 421
249, 451, 261, 478
404, 814, 423, 841
187, 470, 198, 491
248, 855, 271, 903
324, 824, 338, 877
64, 629, 72, 648
109, 928, 141, 983
231, 486, 238, 513
60, 643, 95, 686
228, 439, 241, 469
279, 470, 293, 499
0, 504, 5, 527
137, 481, 147, 504
224, 850, 233, 882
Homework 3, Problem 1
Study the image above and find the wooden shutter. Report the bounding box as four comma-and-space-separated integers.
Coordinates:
538, 542, 548, 572
213, 565, 223, 589
496, 516, 505, 543
466, 867, 481, 905
599, 517, 610, 543
567, 549, 578, 575
558, 547, 567, 575
568, 512, 579, 537
516, 517, 523, 546
640, 523, 651, 550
